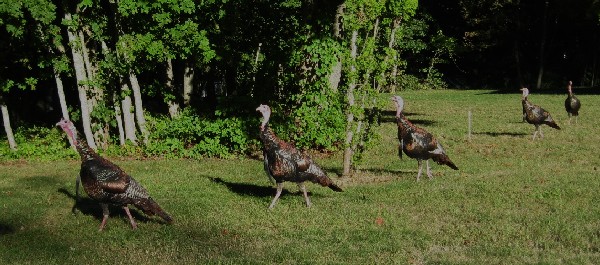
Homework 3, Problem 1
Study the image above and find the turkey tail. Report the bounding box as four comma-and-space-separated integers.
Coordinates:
328, 183, 343, 192
434, 155, 459, 170
445, 160, 459, 170
547, 121, 561, 130
305, 163, 343, 192
136, 198, 174, 224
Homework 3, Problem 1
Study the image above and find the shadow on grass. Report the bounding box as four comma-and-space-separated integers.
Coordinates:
57, 188, 164, 225
475, 131, 529, 137
210, 177, 275, 197
209, 177, 326, 198
0, 223, 15, 235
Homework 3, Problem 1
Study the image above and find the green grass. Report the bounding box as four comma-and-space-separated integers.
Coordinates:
1, 89, 600, 264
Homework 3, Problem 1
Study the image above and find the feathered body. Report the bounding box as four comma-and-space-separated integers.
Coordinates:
57, 119, 172, 230
564, 81, 581, 123
392, 96, 458, 181
256, 104, 342, 209
520, 88, 560, 139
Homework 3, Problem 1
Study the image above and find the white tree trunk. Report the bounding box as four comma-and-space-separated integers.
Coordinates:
129, 71, 149, 144
82, 32, 109, 149
342, 30, 358, 176
54, 70, 69, 120
166, 59, 180, 118
183, 62, 194, 106
65, 12, 97, 150
121, 83, 137, 145
113, 92, 125, 146
0, 99, 17, 151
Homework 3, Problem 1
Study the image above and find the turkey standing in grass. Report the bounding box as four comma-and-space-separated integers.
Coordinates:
565, 81, 581, 124
391, 96, 458, 181
256, 104, 342, 209
520, 87, 561, 139
56, 118, 173, 231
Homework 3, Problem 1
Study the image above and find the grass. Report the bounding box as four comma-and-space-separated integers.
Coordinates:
1, 89, 600, 264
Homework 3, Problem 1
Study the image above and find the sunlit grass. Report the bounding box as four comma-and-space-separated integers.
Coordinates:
1, 89, 599, 264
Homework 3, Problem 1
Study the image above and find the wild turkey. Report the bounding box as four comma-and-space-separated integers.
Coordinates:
564, 81, 581, 124
520, 87, 561, 139
256, 104, 342, 209
56, 118, 173, 231
391, 96, 458, 181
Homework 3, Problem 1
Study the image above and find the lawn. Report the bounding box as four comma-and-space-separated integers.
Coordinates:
1, 89, 599, 264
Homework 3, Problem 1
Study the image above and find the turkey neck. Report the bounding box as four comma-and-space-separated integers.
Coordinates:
396, 113, 414, 135
72, 132, 99, 161
259, 126, 281, 149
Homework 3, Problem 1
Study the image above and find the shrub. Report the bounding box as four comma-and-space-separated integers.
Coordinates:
0, 126, 77, 161
145, 109, 254, 158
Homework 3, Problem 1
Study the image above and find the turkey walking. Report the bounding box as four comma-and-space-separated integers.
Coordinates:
391, 96, 458, 181
520, 87, 560, 139
564, 81, 581, 124
256, 104, 342, 209
56, 118, 173, 231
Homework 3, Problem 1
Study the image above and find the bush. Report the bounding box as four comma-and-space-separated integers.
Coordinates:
0, 126, 77, 161
145, 109, 254, 158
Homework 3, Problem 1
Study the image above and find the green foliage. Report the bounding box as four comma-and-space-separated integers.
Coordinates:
283, 38, 346, 150
0, 126, 77, 161
145, 109, 253, 158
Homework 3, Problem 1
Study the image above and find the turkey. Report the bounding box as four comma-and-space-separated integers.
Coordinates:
564, 81, 581, 124
56, 118, 173, 231
520, 87, 561, 139
256, 104, 342, 209
391, 96, 458, 181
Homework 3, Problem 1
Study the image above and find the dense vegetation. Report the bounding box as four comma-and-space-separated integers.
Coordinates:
1, 90, 599, 263
2, 0, 600, 167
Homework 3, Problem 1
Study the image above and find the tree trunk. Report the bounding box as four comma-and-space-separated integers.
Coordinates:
387, 18, 401, 93
65, 12, 97, 150
113, 91, 125, 146
54, 69, 69, 120
514, 41, 523, 88
536, 1, 549, 90
0, 96, 17, 151
166, 59, 180, 118
121, 82, 137, 145
129, 71, 148, 144
342, 30, 358, 176
329, 4, 345, 93
183, 61, 194, 106
81, 31, 109, 149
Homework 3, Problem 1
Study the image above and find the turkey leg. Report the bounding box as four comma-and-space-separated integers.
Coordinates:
416, 160, 423, 181
99, 203, 110, 231
123, 206, 138, 229
269, 183, 284, 209
298, 182, 312, 208
426, 160, 433, 180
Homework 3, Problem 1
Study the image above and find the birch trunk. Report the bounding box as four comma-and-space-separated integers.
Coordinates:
329, 4, 345, 93
54, 68, 69, 120
0, 97, 17, 151
121, 85, 137, 144
166, 59, 180, 118
536, 1, 549, 90
129, 71, 149, 144
65, 12, 97, 150
183, 61, 194, 106
387, 18, 401, 93
80, 31, 109, 149
113, 91, 125, 146
121, 82, 137, 144
342, 30, 358, 176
